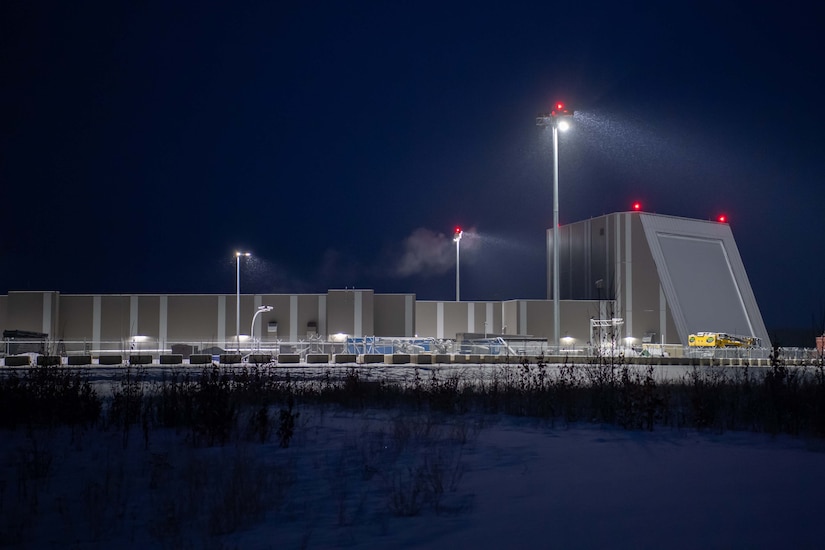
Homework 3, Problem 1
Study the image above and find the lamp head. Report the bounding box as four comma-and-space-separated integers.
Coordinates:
536, 101, 575, 129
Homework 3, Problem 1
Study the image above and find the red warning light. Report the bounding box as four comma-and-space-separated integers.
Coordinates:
556, 102, 565, 111
454, 226, 462, 235
717, 214, 728, 223
632, 202, 642, 211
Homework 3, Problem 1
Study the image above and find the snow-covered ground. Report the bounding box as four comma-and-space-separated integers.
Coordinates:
2, 405, 823, 549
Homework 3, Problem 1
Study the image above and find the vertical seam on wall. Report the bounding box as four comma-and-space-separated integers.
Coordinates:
42, 292, 51, 336
93, 296, 101, 350
625, 213, 632, 339
217, 295, 226, 349
437, 302, 444, 339
290, 295, 298, 341
159, 296, 168, 351
253, 295, 262, 340
319, 295, 327, 339
467, 302, 474, 333
355, 291, 363, 337
405, 295, 413, 337
130, 295, 138, 339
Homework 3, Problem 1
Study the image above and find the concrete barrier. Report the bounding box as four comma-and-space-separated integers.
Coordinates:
277, 354, 300, 364
98, 355, 122, 365
248, 354, 273, 364
68, 355, 92, 366
5, 355, 31, 367
415, 354, 433, 365
434, 354, 451, 364
36, 355, 62, 366
189, 354, 213, 365
334, 353, 357, 364
363, 354, 385, 364
220, 354, 242, 365
306, 354, 329, 364
160, 354, 183, 365
129, 354, 153, 365
388, 354, 411, 365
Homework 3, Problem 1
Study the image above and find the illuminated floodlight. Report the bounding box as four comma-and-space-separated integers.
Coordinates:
235, 251, 252, 352
536, 101, 575, 351
453, 227, 464, 301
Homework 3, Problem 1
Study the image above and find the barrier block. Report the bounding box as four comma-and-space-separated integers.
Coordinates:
98, 355, 122, 365
37, 355, 62, 366
415, 354, 433, 365
160, 354, 183, 365
334, 354, 357, 364
306, 354, 329, 364
129, 354, 153, 365
220, 354, 242, 365
68, 355, 92, 366
276, 354, 300, 364
363, 354, 385, 364
388, 354, 411, 365
434, 354, 451, 364
249, 354, 273, 364
4, 355, 31, 367
189, 354, 213, 365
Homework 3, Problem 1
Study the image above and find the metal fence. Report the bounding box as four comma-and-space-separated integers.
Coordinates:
3, 337, 823, 364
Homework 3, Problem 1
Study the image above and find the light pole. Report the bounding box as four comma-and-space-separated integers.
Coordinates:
453, 227, 463, 301
250, 305, 273, 352
536, 102, 574, 351
235, 251, 251, 352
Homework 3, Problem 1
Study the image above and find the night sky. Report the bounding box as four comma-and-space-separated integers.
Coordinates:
2, 2, 824, 334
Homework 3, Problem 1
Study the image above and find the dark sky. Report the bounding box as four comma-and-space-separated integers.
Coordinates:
2, 1, 824, 331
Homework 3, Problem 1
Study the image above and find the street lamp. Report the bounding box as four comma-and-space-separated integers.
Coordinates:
453, 227, 463, 302
250, 305, 273, 352
536, 102, 574, 351
235, 251, 251, 352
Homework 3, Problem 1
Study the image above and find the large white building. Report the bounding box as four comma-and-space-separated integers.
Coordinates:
550, 211, 770, 348
0, 211, 769, 354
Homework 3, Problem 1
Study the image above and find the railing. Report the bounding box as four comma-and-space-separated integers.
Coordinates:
3, 337, 823, 364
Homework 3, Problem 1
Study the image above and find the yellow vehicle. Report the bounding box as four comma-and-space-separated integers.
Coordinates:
688, 332, 759, 348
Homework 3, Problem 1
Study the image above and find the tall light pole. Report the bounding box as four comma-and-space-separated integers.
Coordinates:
536, 102, 574, 351
453, 227, 463, 302
250, 305, 273, 352
235, 251, 251, 352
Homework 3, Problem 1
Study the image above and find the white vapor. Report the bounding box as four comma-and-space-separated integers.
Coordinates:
394, 228, 454, 277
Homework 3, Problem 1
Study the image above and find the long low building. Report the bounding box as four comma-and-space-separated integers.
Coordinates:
0, 211, 769, 353
0, 289, 603, 354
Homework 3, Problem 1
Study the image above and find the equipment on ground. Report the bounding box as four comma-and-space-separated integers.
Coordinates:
688, 332, 760, 348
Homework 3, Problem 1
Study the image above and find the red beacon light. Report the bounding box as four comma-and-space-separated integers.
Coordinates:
632, 201, 642, 211
551, 101, 573, 117
717, 214, 728, 223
